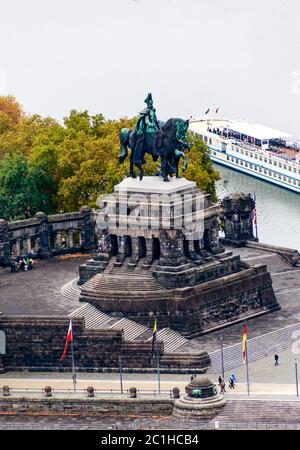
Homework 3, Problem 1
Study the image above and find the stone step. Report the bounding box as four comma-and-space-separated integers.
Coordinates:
147, 328, 188, 353
68, 303, 187, 353
215, 400, 300, 423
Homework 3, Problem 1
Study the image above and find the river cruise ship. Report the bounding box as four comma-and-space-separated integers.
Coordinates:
189, 118, 300, 194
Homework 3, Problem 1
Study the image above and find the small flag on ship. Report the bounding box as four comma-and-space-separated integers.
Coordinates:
205, 108, 210, 115
242, 321, 247, 365
151, 318, 157, 361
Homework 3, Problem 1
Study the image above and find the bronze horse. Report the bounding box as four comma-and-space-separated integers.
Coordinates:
119, 118, 190, 181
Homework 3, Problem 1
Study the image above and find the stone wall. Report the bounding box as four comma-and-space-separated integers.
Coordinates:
0, 315, 210, 373
0, 396, 175, 416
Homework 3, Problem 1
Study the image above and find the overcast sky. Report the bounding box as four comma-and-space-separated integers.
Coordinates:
1, 0, 300, 135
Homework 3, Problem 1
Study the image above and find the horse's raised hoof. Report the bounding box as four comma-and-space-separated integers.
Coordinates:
139, 174, 143, 181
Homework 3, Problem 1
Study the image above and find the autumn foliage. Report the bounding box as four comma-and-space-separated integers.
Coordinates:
0, 96, 219, 220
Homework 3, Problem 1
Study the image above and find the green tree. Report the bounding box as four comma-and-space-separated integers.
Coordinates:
0, 153, 53, 220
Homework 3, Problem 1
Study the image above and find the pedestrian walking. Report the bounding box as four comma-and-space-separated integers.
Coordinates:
229, 373, 236, 389
274, 354, 279, 366
221, 379, 226, 394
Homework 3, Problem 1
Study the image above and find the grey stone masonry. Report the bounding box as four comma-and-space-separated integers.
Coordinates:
221, 193, 258, 246
79, 178, 279, 336
0, 206, 97, 266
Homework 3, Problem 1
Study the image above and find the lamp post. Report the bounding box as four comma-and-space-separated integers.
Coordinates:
295, 359, 299, 398
220, 335, 225, 380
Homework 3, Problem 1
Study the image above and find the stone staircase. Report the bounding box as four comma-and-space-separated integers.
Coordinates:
215, 399, 300, 424
69, 302, 188, 353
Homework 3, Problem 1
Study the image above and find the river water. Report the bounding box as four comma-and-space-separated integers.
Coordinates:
214, 163, 300, 250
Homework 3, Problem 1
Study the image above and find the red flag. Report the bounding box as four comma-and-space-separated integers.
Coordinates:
60, 320, 73, 361
253, 207, 257, 225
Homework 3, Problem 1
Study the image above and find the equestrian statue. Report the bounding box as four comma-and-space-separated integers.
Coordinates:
118, 93, 190, 181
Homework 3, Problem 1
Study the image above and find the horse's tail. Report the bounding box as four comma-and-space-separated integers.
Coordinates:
119, 128, 130, 164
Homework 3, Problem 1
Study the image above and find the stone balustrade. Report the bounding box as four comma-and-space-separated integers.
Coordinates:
0, 206, 97, 266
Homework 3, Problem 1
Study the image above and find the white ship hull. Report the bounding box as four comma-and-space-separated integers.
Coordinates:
189, 119, 300, 195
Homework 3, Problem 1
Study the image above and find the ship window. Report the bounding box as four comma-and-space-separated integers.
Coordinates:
278, 175, 282, 179
294, 180, 296, 185
283, 165, 287, 170
259, 156, 262, 161
264, 158, 267, 163
298, 181, 300, 186
274, 173, 277, 177
259, 168, 262, 172
254, 154, 258, 159
264, 169, 267, 174
235, 159, 239, 163
245, 151, 248, 156
204, 136, 208, 143
241, 149, 244, 154
245, 162, 248, 167
283, 176, 286, 181
288, 178, 291, 183
240, 161, 244, 165
250, 164, 252, 169
250, 153, 253, 158
279, 163, 282, 168
269, 159, 272, 164
213, 151, 216, 155
288, 166, 291, 171
254, 166, 257, 171
209, 138, 212, 145
269, 171, 272, 175
227, 156, 230, 161
231, 157, 234, 162
274, 162, 277, 166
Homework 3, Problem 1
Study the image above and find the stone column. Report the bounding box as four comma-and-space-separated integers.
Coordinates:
221, 194, 257, 246
157, 230, 187, 267
93, 230, 110, 263
144, 237, 154, 265
67, 230, 74, 248
116, 235, 126, 263
27, 238, 31, 254
35, 212, 51, 258
55, 232, 62, 250
129, 236, 140, 265
15, 239, 21, 257
80, 206, 96, 251
34, 237, 40, 254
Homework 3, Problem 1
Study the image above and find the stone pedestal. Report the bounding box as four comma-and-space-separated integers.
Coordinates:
221, 193, 258, 246
79, 177, 279, 336
172, 375, 226, 420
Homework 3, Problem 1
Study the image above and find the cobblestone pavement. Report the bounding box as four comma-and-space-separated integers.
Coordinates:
0, 255, 88, 315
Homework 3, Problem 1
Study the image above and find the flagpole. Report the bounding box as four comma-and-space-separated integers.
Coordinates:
156, 319, 161, 395
220, 334, 225, 380
245, 327, 250, 396
70, 320, 76, 393
254, 192, 258, 240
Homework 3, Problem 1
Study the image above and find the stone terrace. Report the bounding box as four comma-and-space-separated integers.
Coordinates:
0, 246, 299, 354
